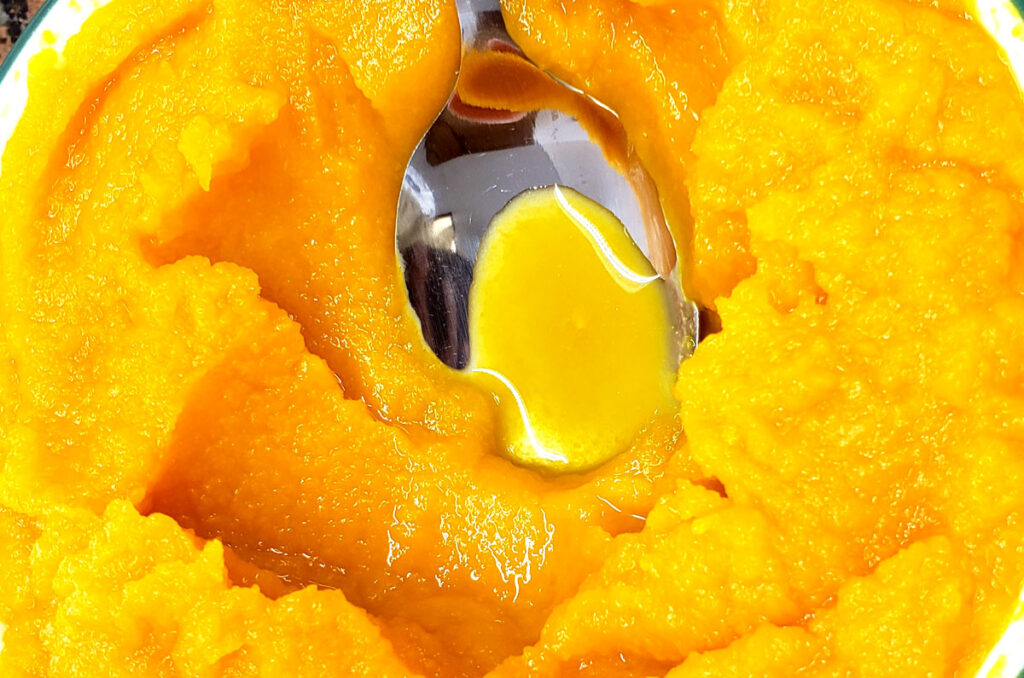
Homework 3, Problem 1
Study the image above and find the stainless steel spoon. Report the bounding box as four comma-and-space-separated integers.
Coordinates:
396, 0, 698, 370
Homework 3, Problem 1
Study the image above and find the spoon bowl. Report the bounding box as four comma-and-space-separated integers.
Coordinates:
396, 0, 698, 370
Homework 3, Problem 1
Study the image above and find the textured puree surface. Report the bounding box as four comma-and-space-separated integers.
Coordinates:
1, 0, 1023, 676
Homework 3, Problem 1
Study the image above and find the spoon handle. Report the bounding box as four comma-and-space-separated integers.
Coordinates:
455, 0, 511, 50
456, 0, 502, 19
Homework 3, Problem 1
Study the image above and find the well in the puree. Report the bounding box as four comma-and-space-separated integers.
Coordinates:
2, 0, 1024, 676
468, 185, 676, 473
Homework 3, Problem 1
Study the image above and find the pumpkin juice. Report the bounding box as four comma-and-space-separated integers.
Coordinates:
1, 0, 1024, 675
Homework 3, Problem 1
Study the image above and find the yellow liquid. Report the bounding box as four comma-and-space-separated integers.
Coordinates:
468, 186, 677, 473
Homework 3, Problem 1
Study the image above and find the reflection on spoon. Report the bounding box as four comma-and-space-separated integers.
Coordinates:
455, 49, 679, 279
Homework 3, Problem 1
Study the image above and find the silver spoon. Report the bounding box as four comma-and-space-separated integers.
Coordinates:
396, 0, 698, 370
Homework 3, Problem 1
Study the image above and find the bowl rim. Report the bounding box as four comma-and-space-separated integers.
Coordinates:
0, 0, 60, 83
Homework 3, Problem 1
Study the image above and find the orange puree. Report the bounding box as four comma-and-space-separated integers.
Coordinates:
1, 0, 1024, 675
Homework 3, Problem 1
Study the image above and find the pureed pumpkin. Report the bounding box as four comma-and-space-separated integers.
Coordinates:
1, 0, 1023, 676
